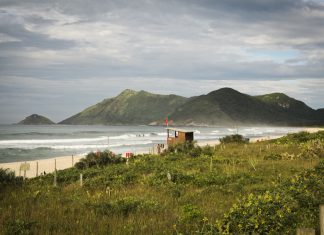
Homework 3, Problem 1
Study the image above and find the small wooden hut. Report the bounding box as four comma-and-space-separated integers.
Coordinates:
166, 128, 194, 147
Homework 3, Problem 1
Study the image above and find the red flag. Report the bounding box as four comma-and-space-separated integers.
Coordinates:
165, 117, 168, 126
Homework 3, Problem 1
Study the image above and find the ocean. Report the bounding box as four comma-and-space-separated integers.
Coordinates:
0, 125, 305, 163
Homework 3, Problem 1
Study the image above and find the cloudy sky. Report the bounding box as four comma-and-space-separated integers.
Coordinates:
1, 0, 324, 123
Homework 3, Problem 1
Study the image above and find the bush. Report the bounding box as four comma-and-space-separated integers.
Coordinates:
276, 131, 324, 145
89, 197, 159, 216
216, 191, 298, 234
4, 219, 36, 235
298, 140, 324, 159
220, 134, 249, 144
264, 153, 282, 160
0, 168, 22, 185
216, 161, 324, 234
180, 204, 203, 223
75, 150, 125, 170
165, 141, 203, 158
74, 160, 87, 170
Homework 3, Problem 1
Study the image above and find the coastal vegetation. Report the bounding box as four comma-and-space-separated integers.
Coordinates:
0, 131, 323, 234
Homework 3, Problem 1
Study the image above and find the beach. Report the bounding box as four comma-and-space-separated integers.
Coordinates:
0, 155, 84, 178
0, 126, 322, 178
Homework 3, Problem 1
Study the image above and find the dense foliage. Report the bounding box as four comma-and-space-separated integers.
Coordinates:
74, 150, 125, 169
0, 168, 22, 185
0, 131, 323, 234
275, 131, 324, 144
219, 134, 249, 144
217, 161, 323, 234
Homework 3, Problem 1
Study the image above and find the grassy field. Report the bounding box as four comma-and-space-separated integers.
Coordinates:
0, 131, 323, 234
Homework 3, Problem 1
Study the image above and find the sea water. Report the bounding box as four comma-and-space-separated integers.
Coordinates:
0, 125, 305, 163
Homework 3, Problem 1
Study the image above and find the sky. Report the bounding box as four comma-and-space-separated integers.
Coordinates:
0, 0, 324, 123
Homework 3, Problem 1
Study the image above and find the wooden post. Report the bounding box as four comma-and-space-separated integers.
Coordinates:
36, 161, 38, 177
106, 186, 111, 196
210, 156, 213, 172
23, 161, 26, 180
320, 204, 324, 235
72, 155, 74, 167
54, 159, 57, 171
296, 228, 315, 235
53, 170, 57, 187
80, 173, 83, 187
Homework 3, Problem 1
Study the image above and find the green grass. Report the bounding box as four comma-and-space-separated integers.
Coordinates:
0, 131, 323, 234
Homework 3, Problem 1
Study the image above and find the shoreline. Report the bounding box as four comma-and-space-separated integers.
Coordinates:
0, 127, 322, 179
0, 155, 84, 179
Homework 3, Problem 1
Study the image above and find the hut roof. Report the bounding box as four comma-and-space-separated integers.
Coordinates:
166, 127, 193, 133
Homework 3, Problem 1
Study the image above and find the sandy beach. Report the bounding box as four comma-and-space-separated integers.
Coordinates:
0, 155, 84, 178
0, 127, 322, 179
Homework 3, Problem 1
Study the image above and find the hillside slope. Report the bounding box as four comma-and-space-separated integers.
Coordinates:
60, 89, 187, 125
59, 88, 323, 126
170, 88, 323, 125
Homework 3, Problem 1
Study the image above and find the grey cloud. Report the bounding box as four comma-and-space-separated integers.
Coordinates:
0, 10, 75, 50
0, 0, 323, 123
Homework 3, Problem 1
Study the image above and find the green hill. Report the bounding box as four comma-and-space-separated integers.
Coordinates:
170, 88, 323, 126
255, 93, 316, 119
60, 89, 187, 125
18, 114, 55, 125
59, 88, 323, 126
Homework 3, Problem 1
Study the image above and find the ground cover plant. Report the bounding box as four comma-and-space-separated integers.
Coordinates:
0, 131, 323, 234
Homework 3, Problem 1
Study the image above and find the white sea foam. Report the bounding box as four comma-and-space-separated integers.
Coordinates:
109, 134, 137, 140
0, 136, 108, 145
0, 140, 153, 150
157, 132, 167, 136
51, 141, 153, 149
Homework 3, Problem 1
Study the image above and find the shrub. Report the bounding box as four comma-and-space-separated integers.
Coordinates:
298, 139, 324, 159
0, 168, 22, 185
216, 161, 324, 234
201, 145, 214, 156
276, 131, 324, 145
75, 150, 125, 170
89, 197, 159, 216
4, 219, 37, 235
220, 134, 249, 144
216, 191, 298, 234
180, 204, 203, 223
74, 160, 87, 170
165, 141, 203, 158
